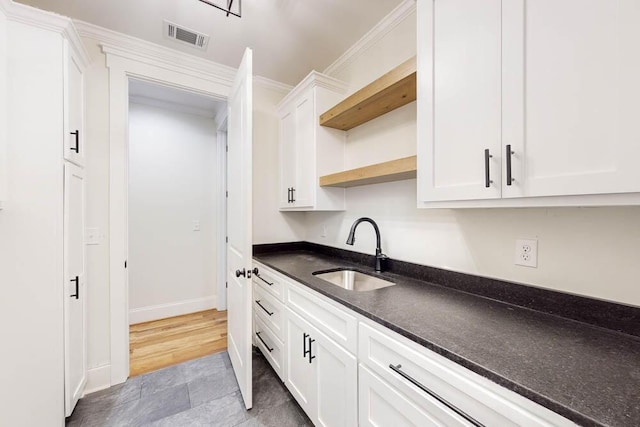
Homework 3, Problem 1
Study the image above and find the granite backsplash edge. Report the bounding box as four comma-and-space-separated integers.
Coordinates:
253, 241, 640, 338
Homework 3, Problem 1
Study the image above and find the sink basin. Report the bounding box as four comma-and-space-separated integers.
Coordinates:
312, 268, 395, 291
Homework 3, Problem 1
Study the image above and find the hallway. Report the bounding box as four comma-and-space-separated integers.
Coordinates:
129, 309, 228, 377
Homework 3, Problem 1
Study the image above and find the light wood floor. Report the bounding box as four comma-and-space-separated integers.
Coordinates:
129, 309, 227, 377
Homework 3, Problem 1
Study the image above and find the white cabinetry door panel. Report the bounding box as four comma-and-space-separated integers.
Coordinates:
502, 0, 640, 198
285, 307, 315, 416
63, 41, 84, 167
419, 0, 502, 202
314, 325, 357, 427
64, 162, 86, 416
279, 111, 296, 207
293, 93, 315, 208
359, 364, 470, 427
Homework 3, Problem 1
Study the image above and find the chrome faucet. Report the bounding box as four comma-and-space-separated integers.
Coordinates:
346, 217, 388, 272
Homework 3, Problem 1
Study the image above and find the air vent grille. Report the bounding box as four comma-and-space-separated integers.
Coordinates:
163, 21, 209, 50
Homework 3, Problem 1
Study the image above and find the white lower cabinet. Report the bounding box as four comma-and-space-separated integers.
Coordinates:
285, 307, 358, 427
253, 262, 575, 427
359, 364, 469, 427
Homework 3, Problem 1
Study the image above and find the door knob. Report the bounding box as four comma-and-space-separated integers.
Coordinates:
235, 268, 246, 278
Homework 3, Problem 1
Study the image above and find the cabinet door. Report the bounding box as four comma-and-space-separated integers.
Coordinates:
279, 110, 296, 208
285, 308, 316, 417
64, 42, 84, 167
293, 92, 315, 208
418, 0, 502, 202
502, 0, 640, 198
64, 162, 87, 416
313, 326, 357, 427
359, 364, 471, 427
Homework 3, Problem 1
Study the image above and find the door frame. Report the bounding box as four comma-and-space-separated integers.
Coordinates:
216, 116, 228, 310
104, 49, 233, 386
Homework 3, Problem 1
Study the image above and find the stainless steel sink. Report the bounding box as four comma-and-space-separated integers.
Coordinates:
312, 268, 396, 291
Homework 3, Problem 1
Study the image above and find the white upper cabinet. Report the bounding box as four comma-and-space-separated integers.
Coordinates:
277, 72, 347, 211
418, 0, 640, 206
502, 0, 640, 199
418, 0, 502, 202
64, 40, 85, 167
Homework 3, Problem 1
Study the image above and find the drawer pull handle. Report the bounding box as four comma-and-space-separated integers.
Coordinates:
484, 148, 493, 188
252, 268, 274, 286
255, 332, 273, 352
389, 364, 484, 427
255, 300, 274, 316
303, 333, 310, 357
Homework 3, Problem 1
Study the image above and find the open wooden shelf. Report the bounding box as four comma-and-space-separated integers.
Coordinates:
319, 56, 416, 131
319, 156, 417, 188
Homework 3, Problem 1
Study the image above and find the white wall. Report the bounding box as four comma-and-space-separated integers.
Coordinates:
302, 9, 640, 308
128, 102, 218, 323
0, 19, 65, 426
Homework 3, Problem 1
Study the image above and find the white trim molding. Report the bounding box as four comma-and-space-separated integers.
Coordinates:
276, 70, 348, 114
323, 0, 416, 77
129, 296, 218, 325
1, 0, 90, 67
76, 19, 291, 95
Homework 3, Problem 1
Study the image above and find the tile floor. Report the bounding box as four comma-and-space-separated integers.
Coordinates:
67, 349, 312, 427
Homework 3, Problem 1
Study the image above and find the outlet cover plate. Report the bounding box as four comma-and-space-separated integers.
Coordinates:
515, 239, 538, 268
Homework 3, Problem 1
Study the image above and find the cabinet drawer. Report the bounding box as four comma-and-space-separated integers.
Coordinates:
359, 322, 575, 427
254, 314, 284, 381
359, 364, 469, 427
286, 281, 357, 354
252, 262, 285, 302
253, 283, 285, 341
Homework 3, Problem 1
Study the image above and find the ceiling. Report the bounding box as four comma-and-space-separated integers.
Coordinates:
15, 0, 403, 85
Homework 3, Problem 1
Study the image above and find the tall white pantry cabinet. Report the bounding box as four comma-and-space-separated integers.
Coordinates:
0, 1, 89, 421
417, 0, 640, 206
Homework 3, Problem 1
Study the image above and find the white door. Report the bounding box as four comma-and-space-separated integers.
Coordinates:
64, 42, 84, 167
64, 162, 87, 416
226, 47, 253, 410
418, 0, 502, 202
502, 0, 640, 198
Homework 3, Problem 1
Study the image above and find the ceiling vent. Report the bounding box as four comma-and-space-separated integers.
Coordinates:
163, 21, 209, 50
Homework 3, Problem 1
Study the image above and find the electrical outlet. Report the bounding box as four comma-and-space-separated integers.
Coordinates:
193, 220, 200, 231
515, 239, 538, 267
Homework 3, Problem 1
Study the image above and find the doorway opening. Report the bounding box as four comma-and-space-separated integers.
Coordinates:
126, 79, 228, 376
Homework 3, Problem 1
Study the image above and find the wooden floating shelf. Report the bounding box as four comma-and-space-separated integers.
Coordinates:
320, 156, 417, 188
319, 56, 417, 131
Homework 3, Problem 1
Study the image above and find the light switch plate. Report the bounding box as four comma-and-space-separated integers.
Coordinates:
85, 227, 101, 245
193, 220, 201, 231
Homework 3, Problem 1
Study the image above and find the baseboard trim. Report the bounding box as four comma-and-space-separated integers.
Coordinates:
85, 364, 111, 395
129, 295, 218, 324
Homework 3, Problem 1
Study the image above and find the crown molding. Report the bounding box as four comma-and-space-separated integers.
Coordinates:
276, 70, 348, 115
1, 0, 90, 67
76, 20, 292, 95
254, 75, 293, 96
323, 0, 416, 78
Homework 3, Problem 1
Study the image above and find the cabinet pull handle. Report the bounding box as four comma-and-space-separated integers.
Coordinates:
291, 187, 296, 203
70, 276, 79, 299
484, 149, 493, 188
255, 300, 274, 316
252, 268, 273, 286
303, 333, 309, 357
70, 130, 80, 153
389, 364, 484, 427
307, 337, 316, 363
287, 187, 291, 203
506, 145, 514, 186
255, 332, 273, 352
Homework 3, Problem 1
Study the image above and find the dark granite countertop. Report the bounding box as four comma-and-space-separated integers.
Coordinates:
253, 244, 640, 427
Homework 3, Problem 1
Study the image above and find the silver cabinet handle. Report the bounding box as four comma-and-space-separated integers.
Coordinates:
389, 364, 484, 427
